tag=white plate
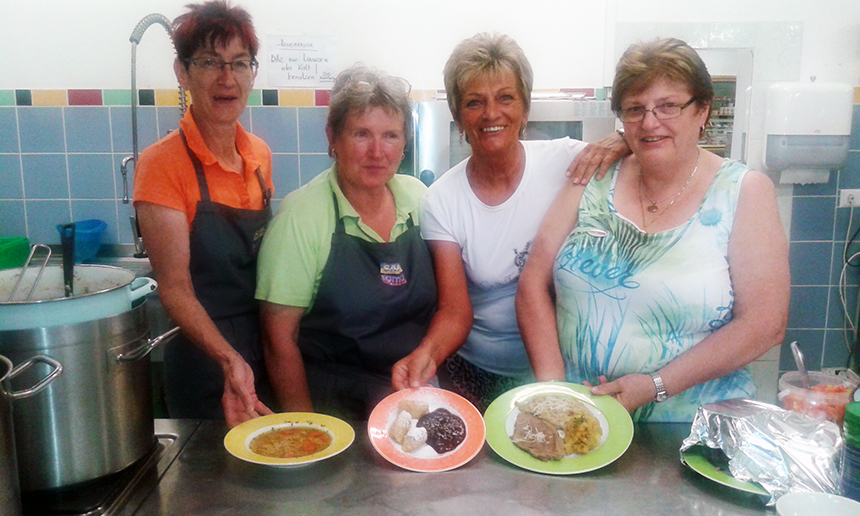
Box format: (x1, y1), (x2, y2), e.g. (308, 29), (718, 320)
(776, 492), (860, 516)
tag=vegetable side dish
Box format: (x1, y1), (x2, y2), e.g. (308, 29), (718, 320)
(781, 383), (852, 425)
(249, 426), (333, 459)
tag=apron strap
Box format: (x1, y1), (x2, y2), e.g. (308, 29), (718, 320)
(179, 129), (211, 203)
(256, 167), (272, 210)
(331, 192), (346, 235)
(179, 130), (271, 210)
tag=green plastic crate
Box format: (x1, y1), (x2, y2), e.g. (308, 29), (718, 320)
(0, 237), (30, 270)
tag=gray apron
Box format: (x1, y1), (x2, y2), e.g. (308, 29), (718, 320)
(298, 194), (437, 420)
(163, 130), (274, 419)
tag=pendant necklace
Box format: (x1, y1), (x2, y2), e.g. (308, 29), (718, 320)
(638, 149), (700, 227)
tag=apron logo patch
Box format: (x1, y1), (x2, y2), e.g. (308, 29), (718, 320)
(380, 263), (407, 286)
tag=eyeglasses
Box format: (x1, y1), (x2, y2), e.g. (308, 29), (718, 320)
(617, 98), (696, 123)
(187, 57), (259, 78)
(346, 72), (412, 96)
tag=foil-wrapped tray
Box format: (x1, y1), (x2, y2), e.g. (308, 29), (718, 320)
(680, 398), (843, 506)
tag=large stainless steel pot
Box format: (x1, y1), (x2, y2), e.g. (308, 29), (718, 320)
(0, 301), (177, 491)
(0, 264), (157, 330)
(1, 354), (62, 516)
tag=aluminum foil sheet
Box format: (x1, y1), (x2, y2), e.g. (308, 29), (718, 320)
(680, 398), (843, 506)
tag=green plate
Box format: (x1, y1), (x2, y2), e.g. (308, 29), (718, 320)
(484, 382), (634, 475)
(681, 446), (768, 496)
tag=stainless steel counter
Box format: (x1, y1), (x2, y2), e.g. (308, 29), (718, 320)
(123, 419), (772, 515)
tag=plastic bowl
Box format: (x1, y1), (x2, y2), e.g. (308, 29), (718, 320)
(776, 492), (860, 516)
(0, 237), (29, 270)
(56, 219), (107, 263)
(778, 371), (858, 425)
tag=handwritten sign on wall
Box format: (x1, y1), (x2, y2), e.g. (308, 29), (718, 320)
(266, 36), (338, 88)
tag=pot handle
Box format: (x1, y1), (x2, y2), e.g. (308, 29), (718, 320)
(114, 326), (181, 363)
(7, 355), (63, 400)
(128, 277), (158, 304)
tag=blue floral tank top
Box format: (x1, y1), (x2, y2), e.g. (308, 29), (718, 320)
(554, 159), (756, 422)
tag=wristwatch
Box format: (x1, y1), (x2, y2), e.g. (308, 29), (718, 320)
(649, 373), (668, 403)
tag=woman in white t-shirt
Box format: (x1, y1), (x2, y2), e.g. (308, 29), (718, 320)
(390, 32), (628, 411)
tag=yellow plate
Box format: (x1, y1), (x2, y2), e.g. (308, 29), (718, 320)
(224, 412), (355, 467)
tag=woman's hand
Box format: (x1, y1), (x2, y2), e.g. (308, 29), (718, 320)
(391, 346), (437, 390)
(566, 130), (631, 184)
(389, 240), (473, 391)
(585, 374), (656, 413)
(221, 354), (274, 428)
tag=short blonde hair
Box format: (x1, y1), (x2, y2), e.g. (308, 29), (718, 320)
(612, 38), (713, 121)
(443, 33), (533, 125)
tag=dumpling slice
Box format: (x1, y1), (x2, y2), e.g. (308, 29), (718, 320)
(389, 410), (413, 445)
(402, 420), (428, 453)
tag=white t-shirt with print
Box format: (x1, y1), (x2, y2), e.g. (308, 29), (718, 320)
(420, 138), (587, 376)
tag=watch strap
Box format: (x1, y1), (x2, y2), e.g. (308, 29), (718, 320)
(649, 372), (668, 403)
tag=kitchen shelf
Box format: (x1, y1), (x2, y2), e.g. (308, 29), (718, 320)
(700, 76), (736, 158)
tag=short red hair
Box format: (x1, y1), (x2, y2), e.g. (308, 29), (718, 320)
(172, 1), (258, 66)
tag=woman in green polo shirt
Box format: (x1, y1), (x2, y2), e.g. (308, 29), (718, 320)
(256, 65), (438, 420)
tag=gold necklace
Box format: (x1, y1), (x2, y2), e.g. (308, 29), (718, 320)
(638, 149), (700, 227)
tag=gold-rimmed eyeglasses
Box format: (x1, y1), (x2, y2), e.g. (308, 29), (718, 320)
(617, 98), (696, 123)
(186, 57), (259, 78)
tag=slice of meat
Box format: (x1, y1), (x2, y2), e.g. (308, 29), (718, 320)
(511, 412), (565, 461)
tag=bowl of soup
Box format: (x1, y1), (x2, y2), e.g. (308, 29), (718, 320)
(224, 413), (355, 467)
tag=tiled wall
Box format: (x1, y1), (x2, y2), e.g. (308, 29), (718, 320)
(785, 103), (860, 371)
(0, 88), (335, 246)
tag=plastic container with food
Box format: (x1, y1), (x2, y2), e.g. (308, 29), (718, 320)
(778, 370), (859, 426)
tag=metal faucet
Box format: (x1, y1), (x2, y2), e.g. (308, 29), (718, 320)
(120, 155), (134, 204)
(123, 13), (188, 259)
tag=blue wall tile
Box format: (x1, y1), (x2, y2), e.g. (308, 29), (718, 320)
(272, 154), (299, 197)
(0, 108), (19, 153)
(780, 329), (824, 370)
(0, 200), (26, 237)
(789, 241), (832, 286)
(830, 239), (860, 286)
(822, 328), (852, 368)
(787, 286), (828, 328)
(113, 107), (160, 153)
(841, 152), (860, 189)
(65, 107), (111, 152)
(18, 107), (65, 153)
(0, 154), (23, 199)
(300, 154), (332, 186)
(298, 107), (329, 154)
(795, 170), (838, 196)
(69, 154), (115, 199)
(117, 202), (136, 244)
(71, 200), (119, 244)
(156, 107), (182, 141)
(250, 107), (298, 153)
(850, 105), (860, 151)
(25, 200), (71, 244)
(22, 154), (68, 199)
(790, 196), (836, 241)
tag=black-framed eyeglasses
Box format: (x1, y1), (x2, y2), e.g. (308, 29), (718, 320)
(617, 98), (697, 123)
(186, 57), (259, 77)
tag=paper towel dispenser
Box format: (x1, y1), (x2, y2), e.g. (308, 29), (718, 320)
(763, 82), (853, 184)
